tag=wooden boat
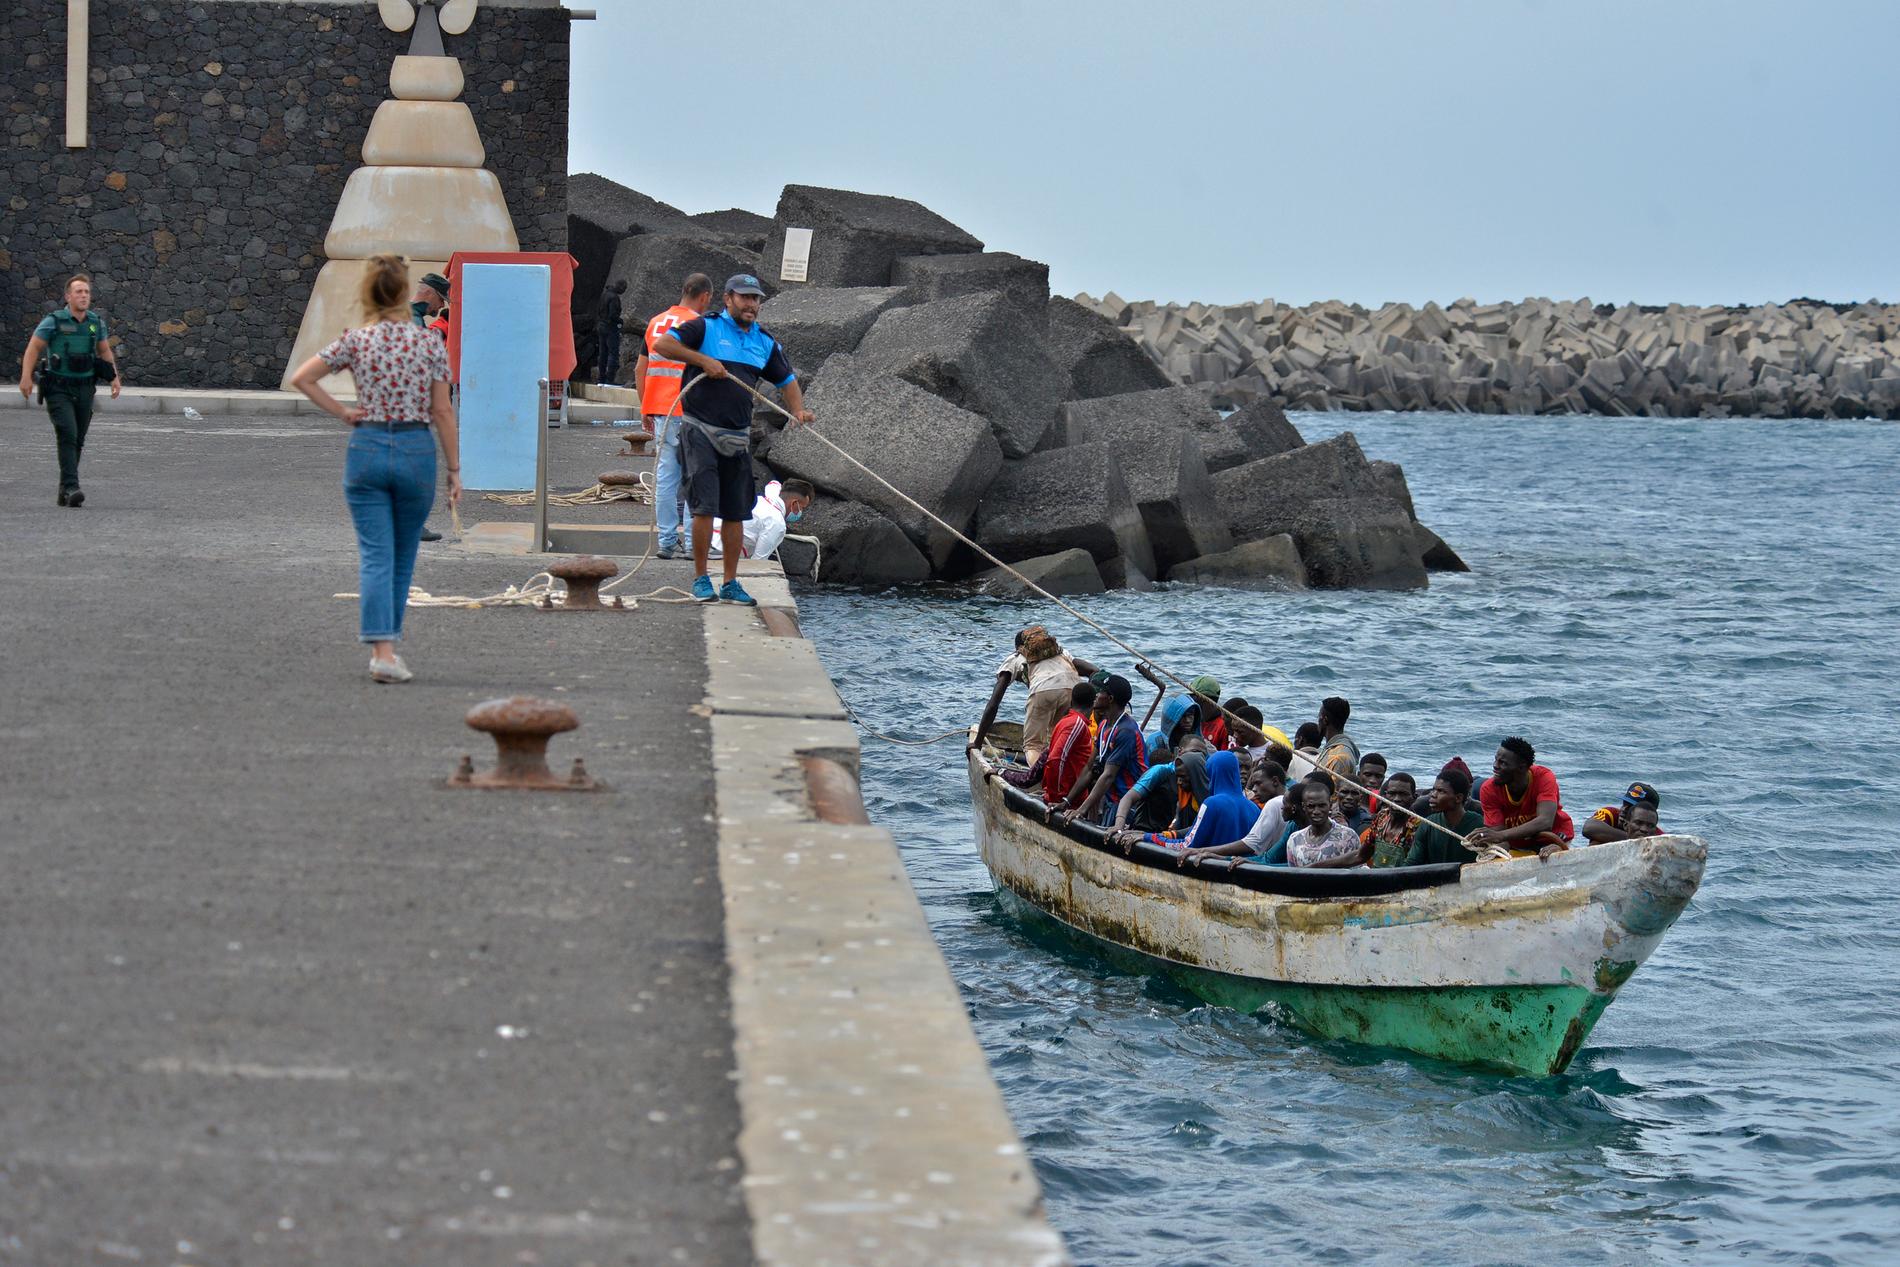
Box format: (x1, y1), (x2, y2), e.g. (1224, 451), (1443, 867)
(966, 725), (1706, 1076)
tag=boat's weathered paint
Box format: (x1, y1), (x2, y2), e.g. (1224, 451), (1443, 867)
(968, 750), (1705, 1075)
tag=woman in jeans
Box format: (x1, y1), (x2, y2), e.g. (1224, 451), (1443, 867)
(290, 254), (461, 683)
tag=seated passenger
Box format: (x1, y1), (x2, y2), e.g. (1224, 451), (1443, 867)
(1409, 755), (1479, 819)
(971, 626), (1098, 764)
(1286, 776), (1369, 868)
(1287, 722), (1323, 780)
(1157, 694), (1204, 756)
(1335, 780), (1373, 835)
(1052, 674), (1145, 826)
(1179, 762), (1295, 869)
(1582, 782), (1664, 843)
(1190, 675), (1229, 750)
(1357, 752), (1388, 807)
(1040, 682), (1098, 806)
(1159, 751), (1257, 853)
(1362, 771), (1419, 867)
(1232, 704), (1269, 768)
(1246, 758), (1285, 809)
(1468, 736), (1577, 859)
(1111, 748), (1209, 840)
(1403, 764), (1487, 865)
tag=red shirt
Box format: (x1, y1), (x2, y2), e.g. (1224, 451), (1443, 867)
(1043, 709), (1095, 804)
(1481, 765), (1576, 841)
(1201, 715), (1229, 751)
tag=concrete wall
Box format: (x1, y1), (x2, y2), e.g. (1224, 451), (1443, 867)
(1083, 293), (1900, 420)
(1, 0), (569, 388)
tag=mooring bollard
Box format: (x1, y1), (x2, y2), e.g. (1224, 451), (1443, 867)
(448, 696), (603, 791)
(614, 431), (655, 456)
(544, 555), (620, 611)
(598, 470), (641, 489)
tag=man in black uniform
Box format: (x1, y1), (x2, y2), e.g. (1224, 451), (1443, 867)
(17, 274), (122, 507)
(595, 279), (627, 383)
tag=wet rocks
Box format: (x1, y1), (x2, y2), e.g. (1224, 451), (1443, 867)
(1166, 536), (1308, 590)
(776, 495), (931, 587)
(974, 548), (1105, 598)
(974, 443), (1157, 581)
(766, 355), (1003, 569)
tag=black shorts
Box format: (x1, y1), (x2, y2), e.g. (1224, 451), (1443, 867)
(681, 421), (755, 521)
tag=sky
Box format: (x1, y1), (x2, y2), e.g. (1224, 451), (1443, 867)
(567, 0), (1899, 308)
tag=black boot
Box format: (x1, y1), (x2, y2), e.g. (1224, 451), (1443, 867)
(66, 486), (85, 508)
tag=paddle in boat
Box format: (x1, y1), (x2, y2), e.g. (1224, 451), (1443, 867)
(966, 722), (1706, 1076)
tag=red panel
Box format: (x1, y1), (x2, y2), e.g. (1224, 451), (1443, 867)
(445, 251), (579, 383)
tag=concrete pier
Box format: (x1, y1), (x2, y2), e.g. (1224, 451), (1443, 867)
(0, 410), (1062, 1264)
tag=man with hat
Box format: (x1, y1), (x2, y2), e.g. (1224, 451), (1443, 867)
(16, 274), (123, 507)
(1189, 675), (1228, 749)
(1583, 782), (1664, 843)
(411, 272), (451, 329)
(1053, 673), (1147, 828)
(651, 273), (813, 605)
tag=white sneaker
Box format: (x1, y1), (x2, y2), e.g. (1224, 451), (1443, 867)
(369, 654), (414, 683)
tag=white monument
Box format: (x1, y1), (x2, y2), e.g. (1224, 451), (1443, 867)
(281, 0), (519, 390)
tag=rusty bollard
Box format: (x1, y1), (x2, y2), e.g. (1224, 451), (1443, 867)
(613, 430), (655, 456)
(598, 470), (642, 489)
(545, 555), (620, 611)
(448, 696), (602, 791)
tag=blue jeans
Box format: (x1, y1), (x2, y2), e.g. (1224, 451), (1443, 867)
(344, 426), (437, 642)
(650, 413), (686, 550)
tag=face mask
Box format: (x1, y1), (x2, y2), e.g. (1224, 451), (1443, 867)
(786, 509), (803, 523)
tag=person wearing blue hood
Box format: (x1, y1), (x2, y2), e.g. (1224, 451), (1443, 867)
(1108, 696), (1206, 837)
(1151, 751), (1257, 854)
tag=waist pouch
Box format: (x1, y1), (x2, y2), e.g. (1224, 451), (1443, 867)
(684, 415), (751, 458)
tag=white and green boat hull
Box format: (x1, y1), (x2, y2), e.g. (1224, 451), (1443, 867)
(969, 748), (1704, 1076)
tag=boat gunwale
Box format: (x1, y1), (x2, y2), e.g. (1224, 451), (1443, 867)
(973, 740), (1469, 899)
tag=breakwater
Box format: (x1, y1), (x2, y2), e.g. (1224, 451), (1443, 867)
(1078, 293), (1900, 420)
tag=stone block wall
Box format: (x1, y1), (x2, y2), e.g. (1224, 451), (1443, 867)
(1, 0), (568, 388)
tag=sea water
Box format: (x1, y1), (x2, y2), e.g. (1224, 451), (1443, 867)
(796, 412), (1900, 1265)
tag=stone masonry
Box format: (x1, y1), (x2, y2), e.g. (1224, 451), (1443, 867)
(1, 0), (569, 388)
(1084, 293), (1900, 421)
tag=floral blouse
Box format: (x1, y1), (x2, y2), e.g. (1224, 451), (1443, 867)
(319, 320), (450, 423)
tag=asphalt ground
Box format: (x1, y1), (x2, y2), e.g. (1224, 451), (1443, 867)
(0, 409), (750, 1265)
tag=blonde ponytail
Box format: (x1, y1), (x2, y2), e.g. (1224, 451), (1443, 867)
(359, 253), (412, 324)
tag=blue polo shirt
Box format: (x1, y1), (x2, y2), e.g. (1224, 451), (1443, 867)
(669, 310), (795, 431)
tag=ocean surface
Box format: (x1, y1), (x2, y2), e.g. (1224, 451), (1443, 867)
(795, 412), (1900, 1266)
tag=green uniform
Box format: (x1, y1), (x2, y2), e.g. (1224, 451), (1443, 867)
(33, 306), (110, 495)
(1402, 808), (1485, 866)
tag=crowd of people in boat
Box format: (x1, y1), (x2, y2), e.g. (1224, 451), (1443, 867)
(971, 625), (1666, 870)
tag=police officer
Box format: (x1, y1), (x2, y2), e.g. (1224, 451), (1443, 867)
(17, 274), (122, 507)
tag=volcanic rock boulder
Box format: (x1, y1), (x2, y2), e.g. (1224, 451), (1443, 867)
(974, 548), (1105, 598)
(776, 495), (931, 587)
(1370, 459), (1417, 520)
(974, 443), (1157, 582)
(1167, 536), (1308, 590)
(691, 208), (775, 252)
(853, 291), (1066, 458)
(892, 251), (1050, 316)
(607, 232), (767, 334)
(566, 173), (693, 308)
(1045, 296), (1171, 400)
(764, 184), (983, 287)
(1212, 433), (1429, 590)
(1048, 391), (1232, 570)
(1212, 399), (1305, 472)
(757, 286), (911, 379)
(764, 355), (1003, 570)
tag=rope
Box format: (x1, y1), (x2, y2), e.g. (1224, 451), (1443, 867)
(727, 373), (1487, 849)
(843, 701), (967, 747)
(482, 481), (651, 508)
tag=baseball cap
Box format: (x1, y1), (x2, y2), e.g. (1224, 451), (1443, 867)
(1621, 781), (1660, 808)
(419, 272), (451, 297)
(725, 273), (766, 296)
(1190, 674), (1221, 697)
(1103, 674), (1134, 707)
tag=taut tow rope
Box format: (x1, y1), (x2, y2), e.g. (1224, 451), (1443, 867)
(728, 374), (1491, 852)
